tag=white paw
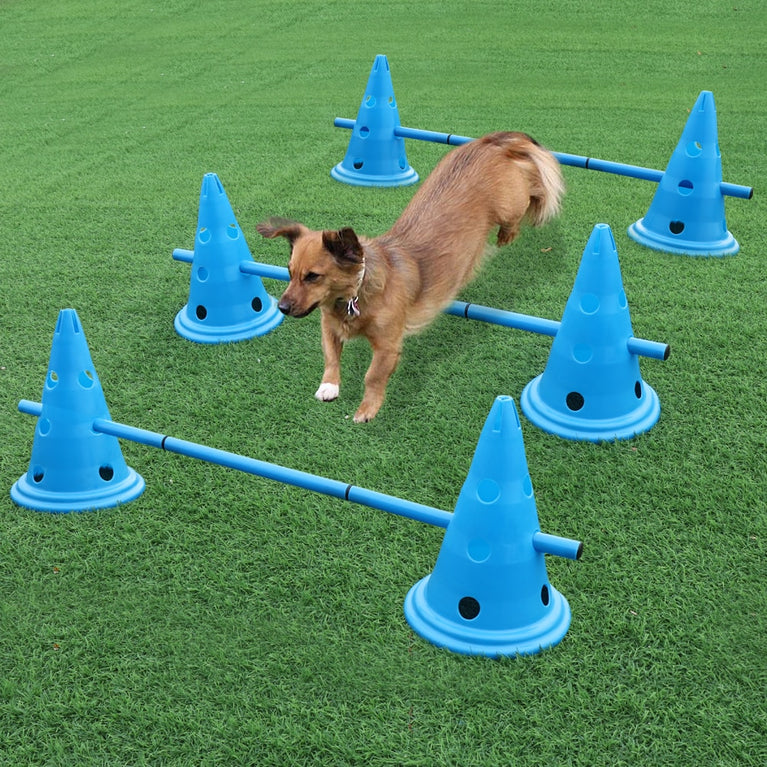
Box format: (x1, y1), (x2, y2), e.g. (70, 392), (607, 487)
(315, 383), (339, 402)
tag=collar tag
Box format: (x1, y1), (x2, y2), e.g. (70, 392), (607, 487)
(346, 296), (360, 317)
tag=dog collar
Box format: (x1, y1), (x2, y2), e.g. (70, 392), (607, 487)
(346, 261), (365, 318)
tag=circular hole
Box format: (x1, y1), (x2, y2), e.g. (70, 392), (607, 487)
(635, 381), (642, 399)
(458, 597), (480, 621)
(522, 474), (533, 498)
(252, 297), (263, 313)
(686, 140), (703, 158)
(47, 371), (59, 388)
(541, 585), (550, 606)
(477, 478), (500, 504)
(579, 293), (599, 315)
(78, 370), (95, 389)
(678, 179), (694, 196)
(197, 267), (209, 282)
(196, 305), (207, 320)
(388, 96), (395, 106)
(38, 418), (51, 436)
(227, 223), (239, 240)
(566, 392), (585, 411)
(198, 227), (211, 244)
(573, 343), (593, 364)
(99, 465), (114, 482)
(365, 95), (376, 108)
(467, 539), (490, 563)
(33, 468), (45, 483)
(353, 159), (364, 170)
(399, 157), (408, 170)
(669, 221), (685, 235)
(359, 126), (370, 138)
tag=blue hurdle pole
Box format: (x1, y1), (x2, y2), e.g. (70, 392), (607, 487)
(333, 117), (753, 200)
(15, 398), (583, 559)
(173, 252), (669, 361)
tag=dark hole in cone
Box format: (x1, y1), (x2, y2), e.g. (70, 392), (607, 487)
(566, 392), (585, 411)
(252, 297), (262, 313)
(669, 221), (685, 235)
(541, 585), (550, 606)
(458, 596), (480, 620)
(99, 466), (114, 482)
(196, 305), (207, 320)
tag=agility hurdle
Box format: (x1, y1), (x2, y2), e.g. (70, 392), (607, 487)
(12, 308), (582, 656)
(172, 247), (669, 362)
(331, 55), (752, 256)
(333, 117), (753, 201)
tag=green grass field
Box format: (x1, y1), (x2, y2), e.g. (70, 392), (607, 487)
(1, 1), (765, 764)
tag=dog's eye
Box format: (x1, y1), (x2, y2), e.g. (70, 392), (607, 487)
(303, 271), (322, 284)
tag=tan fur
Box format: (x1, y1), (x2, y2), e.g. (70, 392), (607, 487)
(257, 131), (564, 422)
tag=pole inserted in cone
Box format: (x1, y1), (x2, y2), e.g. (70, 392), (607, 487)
(404, 396), (579, 657)
(330, 54), (418, 187)
(628, 91), (740, 256)
(521, 224), (662, 442)
(10, 309), (145, 513)
(174, 173), (283, 343)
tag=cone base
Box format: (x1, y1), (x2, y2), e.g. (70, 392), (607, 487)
(627, 219), (739, 257)
(10, 469), (145, 513)
(404, 576), (571, 657)
(174, 299), (284, 344)
(330, 162), (419, 188)
(520, 376), (661, 442)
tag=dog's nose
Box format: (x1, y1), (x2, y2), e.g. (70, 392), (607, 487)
(278, 299), (292, 315)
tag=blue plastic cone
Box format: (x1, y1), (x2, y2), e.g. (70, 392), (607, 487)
(628, 91), (739, 256)
(404, 396), (574, 657)
(11, 310), (145, 513)
(331, 54), (418, 187)
(174, 173), (283, 343)
(521, 224), (661, 442)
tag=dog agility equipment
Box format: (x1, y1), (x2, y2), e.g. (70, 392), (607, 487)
(329, 54), (418, 187)
(13, 310), (581, 657)
(627, 90), (742, 256)
(174, 172), (283, 343)
(521, 224), (661, 441)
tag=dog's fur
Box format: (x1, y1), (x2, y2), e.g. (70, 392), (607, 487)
(257, 131), (564, 422)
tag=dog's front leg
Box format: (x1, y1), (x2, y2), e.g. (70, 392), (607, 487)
(315, 314), (343, 402)
(353, 339), (402, 423)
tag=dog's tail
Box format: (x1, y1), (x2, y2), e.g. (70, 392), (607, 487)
(492, 132), (565, 227)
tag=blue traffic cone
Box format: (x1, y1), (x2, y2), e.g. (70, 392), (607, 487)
(174, 173), (283, 343)
(331, 54), (419, 187)
(521, 224), (661, 442)
(404, 396), (578, 657)
(11, 310), (145, 513)
(628, 91), (739, 256)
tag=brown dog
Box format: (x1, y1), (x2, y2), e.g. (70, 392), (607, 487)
(257, 131), (564, 422)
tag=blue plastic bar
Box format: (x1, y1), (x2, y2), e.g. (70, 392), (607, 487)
(173, 252), (669, 361)
(333, 117), (753, 200)
(532, 531), (583, 561)
(17, 399), (584, 556)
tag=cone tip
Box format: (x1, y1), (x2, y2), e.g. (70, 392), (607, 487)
(200, 172), (224, 197)
(55, 308), (82, 336)
(487, 395), (522, 434)
(587, 223), (617, 256)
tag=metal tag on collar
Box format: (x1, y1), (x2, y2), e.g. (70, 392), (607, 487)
(346, 296), (360, 317)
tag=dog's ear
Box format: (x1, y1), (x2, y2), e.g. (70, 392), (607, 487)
(322, 228), (363, 267)
(256, 217), (304, 246)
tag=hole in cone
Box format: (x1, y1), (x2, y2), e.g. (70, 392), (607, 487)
(252, 297), (262, 313)
(566, 392), (585, 411)
(635, 381), (642, 399)
(669, 221), (685, 235)
(678, 179), (694, 196)
(541, 585), (550, 606)
(33, 468), (45, 483)
(196, 305), (207, 320)
(458, 597), (480, 621)
(99, 465), (115, 482)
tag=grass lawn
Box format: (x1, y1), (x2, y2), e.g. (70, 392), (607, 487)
(1, 1), (765, 764)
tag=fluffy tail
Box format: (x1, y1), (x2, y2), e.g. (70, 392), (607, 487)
(518, 136), (565, 227)
(489, 131), (565, 227)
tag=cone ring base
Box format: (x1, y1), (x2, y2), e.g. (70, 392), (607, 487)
(330, 163), (419, 188)
(11, 470), (145, 513)
(174, 299), (283, 344)
(520, 376), (661, 442)
(404, 576), (572, 658)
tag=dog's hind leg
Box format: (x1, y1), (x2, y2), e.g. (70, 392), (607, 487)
(315, 317), (343, 402)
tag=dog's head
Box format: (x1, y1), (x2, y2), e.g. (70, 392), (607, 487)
(256, 218), (364, 318)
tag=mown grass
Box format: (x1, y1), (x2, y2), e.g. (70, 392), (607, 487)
(1, 1), (765, 764)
